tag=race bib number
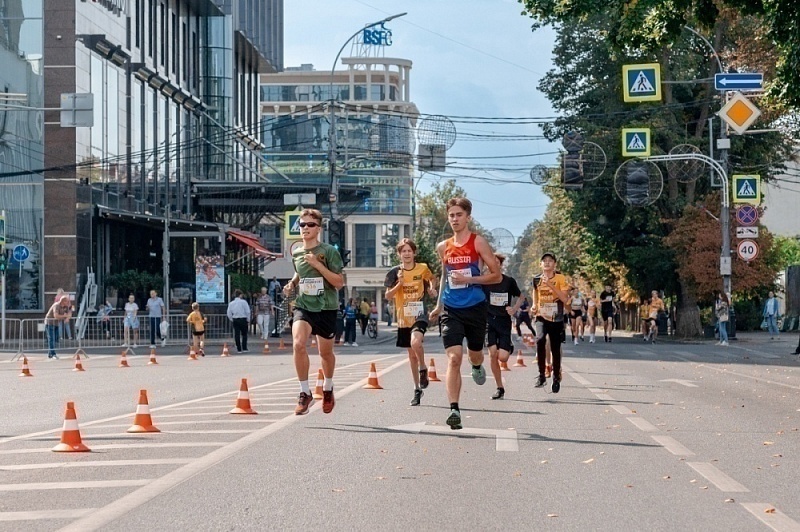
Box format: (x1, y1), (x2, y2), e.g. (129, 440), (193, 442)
(540, 303), (559, 319)
(404, 301), (424, 318)
(490, 292), (508, 307)
(299, 277), (324, 296)
(448, 268), (472, 289)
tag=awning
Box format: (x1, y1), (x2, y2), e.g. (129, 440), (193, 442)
(227, 228), (281, 260)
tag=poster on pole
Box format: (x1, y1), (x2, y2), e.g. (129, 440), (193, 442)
(195, 253), (224, 303)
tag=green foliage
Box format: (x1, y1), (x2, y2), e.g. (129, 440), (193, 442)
(106, 270), (163, 296)
(229, 273), (266, 295)
(774, 236), (800, 269)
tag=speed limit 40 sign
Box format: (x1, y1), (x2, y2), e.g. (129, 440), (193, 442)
(737, 239), (759, 262)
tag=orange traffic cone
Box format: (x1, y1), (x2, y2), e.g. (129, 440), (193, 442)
(187, 348), (198, 361)
(513, 349), (527, 367)
(147, 348), (159, 365)
(127, 390), (160, 433)
(119, 350), (130, 368)
(221, 343), (231, 357)
(230, 378), (257, 414)
(363, 362), (383, 390)
(311, 337), (317, 346)
(279, 337), (286, 349)
(428, 358), (441, 382)
(262, 342), (270, 354)
(500, 359), (511, 372)
(73, 353), (85, 372)
(52, 402), (90, 452)
(19, 356), (33, 377)
(313, 368), (324, 400)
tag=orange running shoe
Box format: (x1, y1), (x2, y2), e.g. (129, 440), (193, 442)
(322, 388), (335, 414)
(295, 392), (314, 415)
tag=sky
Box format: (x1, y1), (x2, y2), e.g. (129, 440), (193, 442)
(283, 0), (559, 241)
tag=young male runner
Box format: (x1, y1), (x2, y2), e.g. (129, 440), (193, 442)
(648, 290), (665, 343)
(532, 253), (571, 393)
(600, 284), (616, 342)
(429, 197), (501, 430)
(385, 238), (437, 406)
(483, 253), (522, 400)
(283, 209), (344, 415)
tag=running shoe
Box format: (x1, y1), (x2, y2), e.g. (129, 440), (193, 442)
(535, 374), (547, 387)
(545, 365), (552, 378)
(352, 342), (358, 347)
(149, 344), (156, 349)
(552, 380), (561, 393)
(295, 392), (315, 415)
(322, 388), (335, 414)
(491, 388), (505, 400)
(410, 389), (423, 406)
(419, 368), (429, 389)
(446, 409), (462, 430)
(471, 364), (487, 385)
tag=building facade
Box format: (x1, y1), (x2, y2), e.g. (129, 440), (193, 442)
(259, 56), (419, 312)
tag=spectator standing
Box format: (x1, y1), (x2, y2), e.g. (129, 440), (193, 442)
(344, 298), (358, 346)
(45, 295), (69, 359)
(335, 302), (345, 345)
(269, 276), (282, 303)
(123, 294), (139, 348)
(256, 287), (273, 340)
(716, 292), (730, 346)
(146, 289), (166, 349)
(97, 300), (114, 340)
(227, 289), (251, 353)
(359, 297), (370, 335)
(763, 291), (780, 339)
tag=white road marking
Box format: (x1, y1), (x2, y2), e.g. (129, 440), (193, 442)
(659, 378), (699, 388)
(389, 422), (519, 452)
(627, 417), (658, 432)
(597, 350), (615, 355)
(0, 459), (193, 471)
(163, 403), (296, 411)
(635, 350), (655, 355)
(610, 405), (634, 415)
(675, 350), (699, 358)
(595, 393), (615, 401)
(568, 372), (593, 386)
(741, 503), (800, 532)
(0, 509), (98, 521)
(651, 435), (695, 456)
(160, 430), (253, 434)
(0, 442), (225, 455)
(587, 388), (605, 394)
(686, 462), (749, 492)
(0, 479), (152, 492)
(58, 356), (407, 532)
(696, 365), (800, 392)
(85, 419), (282, 429)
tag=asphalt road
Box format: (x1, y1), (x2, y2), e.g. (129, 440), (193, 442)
(1, 331), (799, 531)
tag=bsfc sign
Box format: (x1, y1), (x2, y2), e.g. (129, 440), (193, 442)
(363, 23), (393, 46)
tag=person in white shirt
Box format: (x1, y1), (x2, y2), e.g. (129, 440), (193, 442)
(227, 289), (251, 353)
(146, 289), (166, 348)
(123, 294), (140, 347)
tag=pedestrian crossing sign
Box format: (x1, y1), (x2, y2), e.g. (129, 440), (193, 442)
(621, 128), (651, 157)
(622, 63), (662, 102)
(284, 209), (303, 239)
(732, 174), (761, 204)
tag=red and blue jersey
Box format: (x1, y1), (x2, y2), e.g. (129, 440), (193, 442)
(442, 233), (486, 309)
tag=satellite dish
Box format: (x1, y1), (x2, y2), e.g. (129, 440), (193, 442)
(489, 228), (516, 255)
(530, 165), (552, 185)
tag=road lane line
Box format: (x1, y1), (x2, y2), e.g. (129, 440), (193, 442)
(627, 417), (658, 432)
(389, 422), (519, 452)
(596, 350), (615, 355)
(81, 419), (282, 429)
(651, 435), (695, 456)
(741, 503), (800, 532)
(57, 356), (408, 532)
(0, 509), (98, 522)
(0, 442), (226, 455)
(594, 393), (615, 401)
(610, 405), (634, 415)
(686, 462), (749, 492)
(160, 430), (253, 434)
(568, 372), (592, 386)
(0, 459), (193, 471)
(0, 480), (152, 491)
(693, 365), (800, 392)
(635, 350), (655, 355)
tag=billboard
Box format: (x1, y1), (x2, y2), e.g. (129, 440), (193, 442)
(195, 253), (224, 303)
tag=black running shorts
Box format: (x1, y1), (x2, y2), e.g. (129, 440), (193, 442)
(396, 321), (428, 348)
(293, 308), (337, 339)
(601, 309), (614, 321)
(487, 314), (514, 352)
(441, 302), (487, 352)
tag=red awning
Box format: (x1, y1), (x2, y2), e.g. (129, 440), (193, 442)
(227, 228), (280, 259)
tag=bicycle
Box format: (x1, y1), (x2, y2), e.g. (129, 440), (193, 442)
(367, 317), (378, 339)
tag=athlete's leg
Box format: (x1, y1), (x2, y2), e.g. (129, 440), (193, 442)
(292, 319), (313, 383)
(445, 345), (464, 403)
(410, 330), (427, 372)
(317, 335), (336, 383)
(407, 348), (421, 388)
(489, 344), (502, 388)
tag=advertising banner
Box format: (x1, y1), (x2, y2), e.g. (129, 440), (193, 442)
(196, 254), (224, 303)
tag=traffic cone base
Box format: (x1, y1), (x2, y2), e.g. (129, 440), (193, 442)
(119, 351), (130, 368)
(279, 338), (286, 349)
(428, 358), (441, 382)
(127, 390), (160, 433)
(500, 359), (511, 372)
(363, 362), (383, 389)
(52, 402), (90, 452)
(187, 349), (198, 361)
(230, 378), (258, 414)
(73, 353), (85, 372)
(19, 356), (33, 377)
(221, 343), (231, 357)
(262, 342), (270, 354)
(148, 348), (159, 365)
(313, 368), (324, 400)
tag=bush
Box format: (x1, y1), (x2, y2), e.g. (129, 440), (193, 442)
(230, 273), (266, 295)
(733, 298), (763, 331)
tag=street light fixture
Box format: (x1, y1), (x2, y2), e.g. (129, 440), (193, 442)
(327, 12), (408, 221)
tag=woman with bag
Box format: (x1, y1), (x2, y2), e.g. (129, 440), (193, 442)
(716, 292), (730, 347)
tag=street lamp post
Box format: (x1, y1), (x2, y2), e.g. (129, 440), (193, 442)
(327, 12), (407, 221)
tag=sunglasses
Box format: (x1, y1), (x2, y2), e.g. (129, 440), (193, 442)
(298, 222), (319, 228)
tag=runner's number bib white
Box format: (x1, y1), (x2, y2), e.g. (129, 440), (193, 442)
(404, 301), (424, 318)
(540, 303), (559, 319)
(448, 268), (472, 289)
(490, 292), (508, 306)
(299, 277), (325, 296)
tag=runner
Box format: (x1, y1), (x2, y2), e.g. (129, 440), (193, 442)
(532, 253), (571, 393)
(639, 296), (651, 341)
(648, 290), (665, 343)
(568, 288), (585, 346)
(586, 289), (599, 343)
(429, 197), (501, 430)
(515, 295), (535, 339)
(384, 238), (437, 406)
(282, 209), (344, 416)
(483, 253), (522, 400)
(600, 283), (616, 342)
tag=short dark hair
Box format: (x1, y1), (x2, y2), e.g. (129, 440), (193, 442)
(446, 197), (472, 215)
(234, 289), (243, 297)
(396, 238), (417, 253)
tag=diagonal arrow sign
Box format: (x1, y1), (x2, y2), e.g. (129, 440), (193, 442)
(659, 379), (699, 388)
(389, 422), (519, 451)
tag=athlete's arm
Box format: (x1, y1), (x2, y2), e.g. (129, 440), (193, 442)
(303, 252), (344, 290)
(283, 273), (300, 296)
(428, 242), (447, 320)
(384, 269), (404, 299)
(467, 235), (502, 285)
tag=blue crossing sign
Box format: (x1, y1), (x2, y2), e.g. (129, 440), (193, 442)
(622, 63), (662, 102)
(12, 244), (30, 262)
(714, 73), (763, 91)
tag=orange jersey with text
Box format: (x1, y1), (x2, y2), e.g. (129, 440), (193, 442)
(388, 263), (435, 328)
(533, 273), (570, 322)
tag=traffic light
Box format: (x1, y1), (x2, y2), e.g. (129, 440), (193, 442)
(561, 131), (585, 190)
(341, 249), (351, 267)
(626, 161), (650, 206)
(0, 252), (6, 273)
(328, 219), (345, 251)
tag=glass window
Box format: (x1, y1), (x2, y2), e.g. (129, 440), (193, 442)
(355, 224), (376, 268)
(370, 85), (383, 101)
(381, 224), (400, 267)
(353, 85), (367, 101)
(148, 0), (154, 58)
(160, 2), (166, 67)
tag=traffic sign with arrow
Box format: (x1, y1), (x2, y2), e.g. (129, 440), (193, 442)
(714, 73), (763, 91)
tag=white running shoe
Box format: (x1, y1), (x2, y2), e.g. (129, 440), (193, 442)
(352, 342), (359, 347)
